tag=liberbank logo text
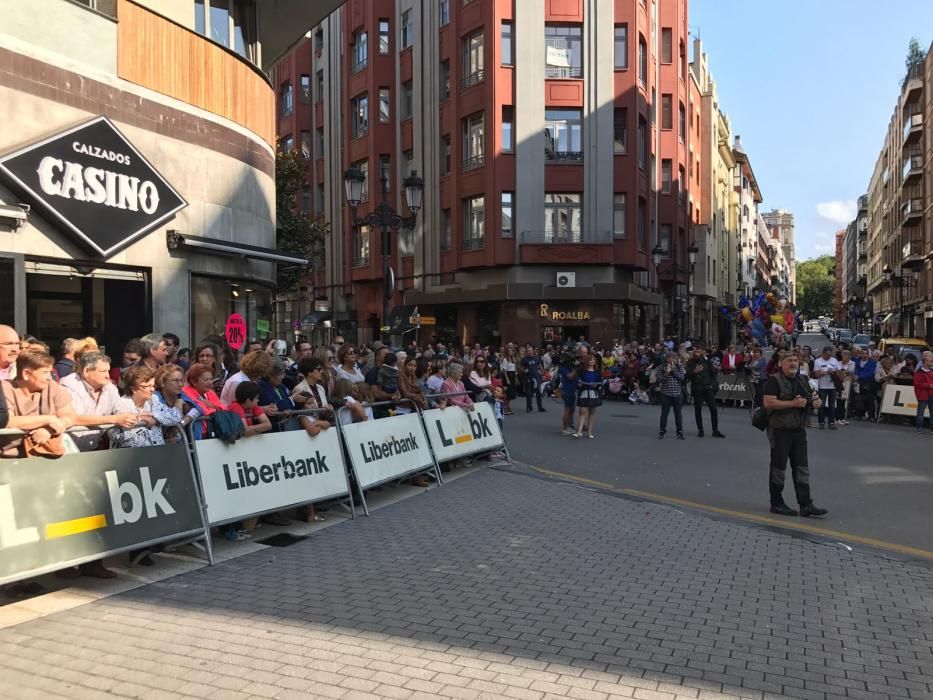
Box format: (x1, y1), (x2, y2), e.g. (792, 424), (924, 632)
(222, 453), (330, 491)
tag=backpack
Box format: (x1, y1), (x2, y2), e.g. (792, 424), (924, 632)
(210, 410), (245, 444)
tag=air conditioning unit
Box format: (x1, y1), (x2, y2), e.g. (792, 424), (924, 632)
(556, 272), (576, 288)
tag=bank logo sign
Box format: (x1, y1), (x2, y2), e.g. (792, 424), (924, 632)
(341, 413), (434, 489)
(0, 444), (204, 585)
(0, 116), (187, 257)
(423, 403), (504, 462)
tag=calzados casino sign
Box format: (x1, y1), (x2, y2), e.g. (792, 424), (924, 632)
(0, 116), (187, 257)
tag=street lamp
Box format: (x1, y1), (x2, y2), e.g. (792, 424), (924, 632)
(344, 163), (424, 342)
(882, 264), (921, 336)
(651, 244), (666, 339)
(687, 240), (699, 339)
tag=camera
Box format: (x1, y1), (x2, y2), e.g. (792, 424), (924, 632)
(558, 351), (576, 368)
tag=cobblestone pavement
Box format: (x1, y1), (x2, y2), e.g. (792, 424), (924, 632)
(1, 467), (932, 700)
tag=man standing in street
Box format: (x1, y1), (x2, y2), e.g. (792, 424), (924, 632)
(762, 353), (827, 517)
(559, 355), (577, 435)
(686, 345), (724, 438)
(813, 345), (842, 430)
(657, 352), (686, 440)
(853, 347), (878, 420)
(520, 346), (545, 413)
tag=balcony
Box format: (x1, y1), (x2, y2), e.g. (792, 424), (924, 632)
(461, 69), (484, 89)
(902, 113), (922, 147)
(350, 58), (368, 75)
(545, 66), (583, 79)
(462, 153), (485, 171)
(903, 63), (923, 103)
(462, 237), (485, 251)
(902, 197), (923, 226)
(902, 154), (923, 186)
(902, 238), (925, 269)
(519, 230), (613, 264)
(545, 149), (584, 163)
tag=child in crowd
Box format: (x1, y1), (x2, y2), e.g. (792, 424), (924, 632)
(230, 381), (272, 436)
(378, 352), (400, 395)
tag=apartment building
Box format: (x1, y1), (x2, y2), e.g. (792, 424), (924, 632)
(841, 194), (869, 332)
(272, 0), (695, 347)
(732, 136), (762, 300)
(761, 208), (796, 303)
(864, 50), (932, 341)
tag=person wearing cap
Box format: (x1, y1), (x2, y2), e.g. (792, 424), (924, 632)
(762, 353), (828, 518)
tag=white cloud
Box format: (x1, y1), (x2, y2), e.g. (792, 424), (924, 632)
(816, 200), (857, 225)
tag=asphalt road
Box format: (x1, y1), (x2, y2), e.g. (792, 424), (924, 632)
(504, 333), (933, 557)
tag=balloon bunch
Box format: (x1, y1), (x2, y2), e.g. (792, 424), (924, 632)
(725, 292), (796, 346)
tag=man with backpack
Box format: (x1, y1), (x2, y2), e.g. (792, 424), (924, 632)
(762, 353), (828, 518)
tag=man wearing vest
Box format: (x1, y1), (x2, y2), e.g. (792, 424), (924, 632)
(762, 353), (828, 517)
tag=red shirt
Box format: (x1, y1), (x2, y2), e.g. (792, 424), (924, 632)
(229, 402), (264, 426)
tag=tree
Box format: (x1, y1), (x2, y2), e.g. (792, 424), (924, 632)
(795, 255), (835, 320)
(275, 150), (328, 292)
(905, 37), (924, 80)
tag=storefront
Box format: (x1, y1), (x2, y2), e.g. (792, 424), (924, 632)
(0, 0), (303, 353)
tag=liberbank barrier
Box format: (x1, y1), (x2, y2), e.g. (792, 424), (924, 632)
(878, 383), (919, 419)
(422, 401), (507, 463)
(0, 428), (210, 587)
(716, 373), (755, 404)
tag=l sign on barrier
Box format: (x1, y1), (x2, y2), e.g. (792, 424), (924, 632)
(192, 427), (351, 526)
(422, 402), (504, 463)
(878, 384), (919, 418)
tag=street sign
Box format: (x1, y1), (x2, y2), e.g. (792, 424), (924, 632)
(417, 316), (436, 325)
(224, 313), (246, 350)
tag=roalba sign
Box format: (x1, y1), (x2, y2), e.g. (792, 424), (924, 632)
(0, 116), (187, 257)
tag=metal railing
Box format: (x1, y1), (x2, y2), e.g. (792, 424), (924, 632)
(519, 230), (612, 245)
(462, 236), (485, 251)
(350, 57), (368, 74)
(461, 69), (484, 88)
(545, 150), (584, 162)
(462, 153), (485, 171)
(545, 66), (583, 79)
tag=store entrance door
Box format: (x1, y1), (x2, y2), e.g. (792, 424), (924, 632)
(25, 260), (150, 357)
(541, 325), (589, 347)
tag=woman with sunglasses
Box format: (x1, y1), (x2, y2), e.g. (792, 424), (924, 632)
(468, 354), (495, 404)
(335, 345), (365, 383)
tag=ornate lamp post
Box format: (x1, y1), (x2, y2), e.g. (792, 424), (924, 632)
(652, 244), (666, 339)
(344, 163), (424, 341)
(883, 264), (921, 336)
(687, 240), (699, 340)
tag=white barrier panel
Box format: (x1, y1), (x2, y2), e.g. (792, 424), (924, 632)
(341, 412), (434, 489)
(193, 428), (350, 525)
(879, 384), (919, 417)
(422, 402), (504, 462)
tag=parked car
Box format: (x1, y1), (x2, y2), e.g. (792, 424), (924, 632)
(836, 330), (854, 348)
(851, 334), (872, 352)
(880, 337), (929, 362)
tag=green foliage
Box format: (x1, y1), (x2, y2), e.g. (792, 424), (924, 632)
(905, 37), (925, 78)
(796, 255), (835, 319)
(275, 149), (328, 291)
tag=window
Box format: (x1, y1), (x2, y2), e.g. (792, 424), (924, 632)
(544, 25), (582, 78)
(614, 25), (628, 70)
(380, 155), (391, 192)
(679, 102), (686, 143)
(378, 19), (390, 53)
(400, 81), (413, 120)
(680, 40), (686, 80)
(463, 112), (484, 169)
(501, 192), (513, 237)
(678, 165), (686, 203)
(661, 28), (672, 64)
(379, 88), (390, 122)
(440, 135), (451, 175)
(300, 130), (311, 159)
(439, 0), (450, 26)
(350, 94), (368, 138)
(637, 116), (647, 170)
(353, 224), (371, 266)
(351, 30), (368, 72)
(280, 134), (294, 152)
(302, 185), (311, 213)
(300, 74), (311, 103)
(638, 197), (647, 248)
(544, 193), (582, 243)
(661, 159), (672, 193)
(280, 82), (293, 115)
(501, 22), (513, 66)
(401, 9), (413, 48)
(440, 60), (450, 100)
(315, 127), (324, 157)
(613, 108), (627, 154)
(638, 34), (647, 85)
(315, 184), (324, 212)
(545, 109), (583, 161)
(463, 196), (485, 250)
(315, 70), (324, 101)
(613, 194), (627, 239)
(353, 159), (369, 202)
(661, 94), (672, 130)
(660, 224), (672, 255)
(439, 209), (452, 250)
(502, 107), (513, 152)
(463, 31), (484, 86)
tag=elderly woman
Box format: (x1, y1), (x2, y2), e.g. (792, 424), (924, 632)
(335, 345), (365, 383)
(194, 342), (227, 393)
(441, 363), (474, 410)
(220, 350), (273, 405)
(152, 364), (188, 442)
(257, 357), (299, 432)
(181, 362), (228, 439)
(109, 366), (182, 448)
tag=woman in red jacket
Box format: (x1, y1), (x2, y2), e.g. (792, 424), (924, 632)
(913, 351), (933, 433)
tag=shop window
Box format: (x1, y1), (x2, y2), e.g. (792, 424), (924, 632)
(191, 275), (272, 348)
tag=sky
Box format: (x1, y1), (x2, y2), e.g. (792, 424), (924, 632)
(689, 0), (933, 262)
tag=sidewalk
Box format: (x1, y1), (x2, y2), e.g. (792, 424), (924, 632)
(1, 466), (931, 700)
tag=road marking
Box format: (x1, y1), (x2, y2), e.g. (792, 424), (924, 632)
(45, 514), (107, 539)
(525, 465), (933, 561)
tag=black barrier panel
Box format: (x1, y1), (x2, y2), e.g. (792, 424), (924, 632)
(716, 373), (754, 402)
(0, 443), (204, 584)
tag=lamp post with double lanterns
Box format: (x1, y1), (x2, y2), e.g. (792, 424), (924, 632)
(344, 163), (424, 342)
(651, 244), (666, 339)
(687, 240), (699, 339)
(882, 264), (921, 337)
(652, 242), (699, 341)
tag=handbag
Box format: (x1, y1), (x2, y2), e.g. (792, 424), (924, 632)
(751, 407), (769, 431)
(23, 432), (66, 458)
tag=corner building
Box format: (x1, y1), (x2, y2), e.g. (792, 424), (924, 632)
(274, 0), (694, 346)
(0, 0), (339, 352)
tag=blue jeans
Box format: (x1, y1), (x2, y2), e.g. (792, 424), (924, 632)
(917, 399), (932, 430)
(659, 394), (683, 435)
(818, 388), (836, 425)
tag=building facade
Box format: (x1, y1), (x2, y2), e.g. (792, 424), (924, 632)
(0, 0), (340, 353)
(761, 208), (796, 303)
(864, 48), (932, 341)
(272, 0), (705, 347)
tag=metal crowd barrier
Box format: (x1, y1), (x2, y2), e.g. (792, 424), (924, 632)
(0, 421), (213, 587)
(419, 390), (513, 467)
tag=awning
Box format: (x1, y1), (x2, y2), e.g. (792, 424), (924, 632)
(387, 305), (418, 334)
(166, 231), (308, 266)
(301, 311), (331, 326)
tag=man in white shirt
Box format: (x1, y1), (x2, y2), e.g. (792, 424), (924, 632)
(61, 351), (139, 449)
(812, 346), (842, 430)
